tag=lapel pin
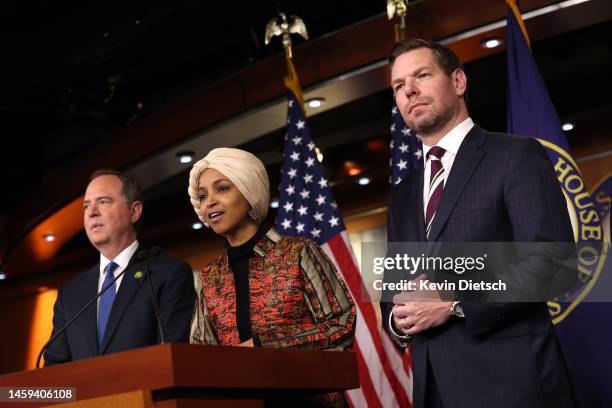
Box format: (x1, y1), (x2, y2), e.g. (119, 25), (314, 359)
(134, 271), (144, 279)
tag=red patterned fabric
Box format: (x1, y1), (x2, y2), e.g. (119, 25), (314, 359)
(191, 228), (356, 351)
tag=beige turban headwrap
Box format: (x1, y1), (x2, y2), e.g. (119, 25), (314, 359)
(188, 147), (270, 227)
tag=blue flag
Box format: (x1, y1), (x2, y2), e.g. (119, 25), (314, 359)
(506, 2), (610, 406)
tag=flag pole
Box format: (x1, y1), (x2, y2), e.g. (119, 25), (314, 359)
(387, 0), (408, 41)
(264, 11), (308, 108)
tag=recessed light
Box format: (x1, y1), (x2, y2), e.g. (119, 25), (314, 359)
(177, 151), (195, 164)
(192, 222), (203, 230)
(44, 234), (56, 242)
(315, 147), (324, 163)
(270, 199), (279, 209)
(305, 98), (326, 108)
(358, 177), (371, 186)
(481, 38), (502, 49)
(562, 122), (575, 131)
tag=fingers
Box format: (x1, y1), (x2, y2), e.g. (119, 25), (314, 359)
(392, 301), (453, 335)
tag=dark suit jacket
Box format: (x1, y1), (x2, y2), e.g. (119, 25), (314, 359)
(44, 250), (196, 365)
(381, 126), (576, 408)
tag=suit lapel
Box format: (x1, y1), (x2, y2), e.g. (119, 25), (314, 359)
(427, 126), (486, 242)
(416, 164), (427, 241)
(410, 164), (427, 242)
(99, 253), (147, 353)
(82, 265), (100, 356)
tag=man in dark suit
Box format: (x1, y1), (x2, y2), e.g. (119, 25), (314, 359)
(44, 170), (195, 365)
(381, 39), (576, 407)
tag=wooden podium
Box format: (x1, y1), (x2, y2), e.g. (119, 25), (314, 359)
(0, 344), (359, 407)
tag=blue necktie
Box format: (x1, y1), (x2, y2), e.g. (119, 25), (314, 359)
(98, 261), (119, 345)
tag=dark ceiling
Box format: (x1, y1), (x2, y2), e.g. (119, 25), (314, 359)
(1, 1), (611, 279)
(0, 0), (383, 216)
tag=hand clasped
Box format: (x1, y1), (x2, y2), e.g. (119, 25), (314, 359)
(391, 286), (452, 336)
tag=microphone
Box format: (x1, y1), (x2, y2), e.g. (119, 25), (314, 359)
(35, 247), (164, 369)
(143, 246), (165, 344)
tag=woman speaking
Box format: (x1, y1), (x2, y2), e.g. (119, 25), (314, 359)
(187, 147), (355, 353)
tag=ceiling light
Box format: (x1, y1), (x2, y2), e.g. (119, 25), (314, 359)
(315, 147), (324, 163)
(358, 177), (371, 186)
(481, 38), (502, 49)
(306, 98), (326, 108)
(562, 122), (575, 131)
(192, 222), (203, 230)
(270, 199), (279, 209)
(177, 151), (195, 164)
(43, 234), (56, 242)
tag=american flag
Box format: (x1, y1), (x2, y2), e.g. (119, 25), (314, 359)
(276, 89), (413, 407)
(390, 103), (422, 185)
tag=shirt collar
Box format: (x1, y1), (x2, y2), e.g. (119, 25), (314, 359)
(422, 117), (474, 160)
(100, 240), (139, 274)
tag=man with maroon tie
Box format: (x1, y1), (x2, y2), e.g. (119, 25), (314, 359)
(381, 39), (576, 408)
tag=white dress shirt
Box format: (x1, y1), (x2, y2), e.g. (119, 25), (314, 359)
(422, 117), (474, 218)
(97, 240), (139, 316)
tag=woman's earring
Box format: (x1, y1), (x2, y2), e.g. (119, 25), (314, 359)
(248, 209), (258, 221)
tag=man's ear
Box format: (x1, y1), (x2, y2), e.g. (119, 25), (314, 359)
(453, 69), (467, 97)
(130, 201), (143, 224)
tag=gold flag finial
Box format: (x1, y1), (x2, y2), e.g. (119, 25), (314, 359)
(264, 12), (309, 60)
(265, 11), (309, 108)
(387, 0), (408, 41)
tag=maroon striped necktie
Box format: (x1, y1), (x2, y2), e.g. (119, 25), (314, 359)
(425, 146), (446, 238)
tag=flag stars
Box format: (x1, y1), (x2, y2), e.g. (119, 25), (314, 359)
(296, 120), (305, 129)
(390, 140), (394, 149)
(283, 202), (294, 212)
(314, 212), (324, 222)
(329, 216), (339, 227)
(401, 127), (411, 136)
(307, 142), (315, 151)
(296, 222), (305, 233)
(396, 159), (408, 170)
(287, 168), (297, 179)
(330, 202), (338, 209)
(300, 189), (310, 199)
(305, 157), (315, 167)
(281, 218), (292, 230)
(288, 100), (294, 108)
(311, 228), (321, 238)
(290, 151), (300, 161)
(399, 143), (409, 153)
(316, 194), (326, 206)
(390, 124), (396, 132)
(414, 149), (423, 160)
(292, 136), (302, 145)
(318, 177), (328, 188)
(392, 106), (398, 114)
(285, 184), (295, 196)
(297, 205), (308, 216)
(303, 173), (314, 184)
